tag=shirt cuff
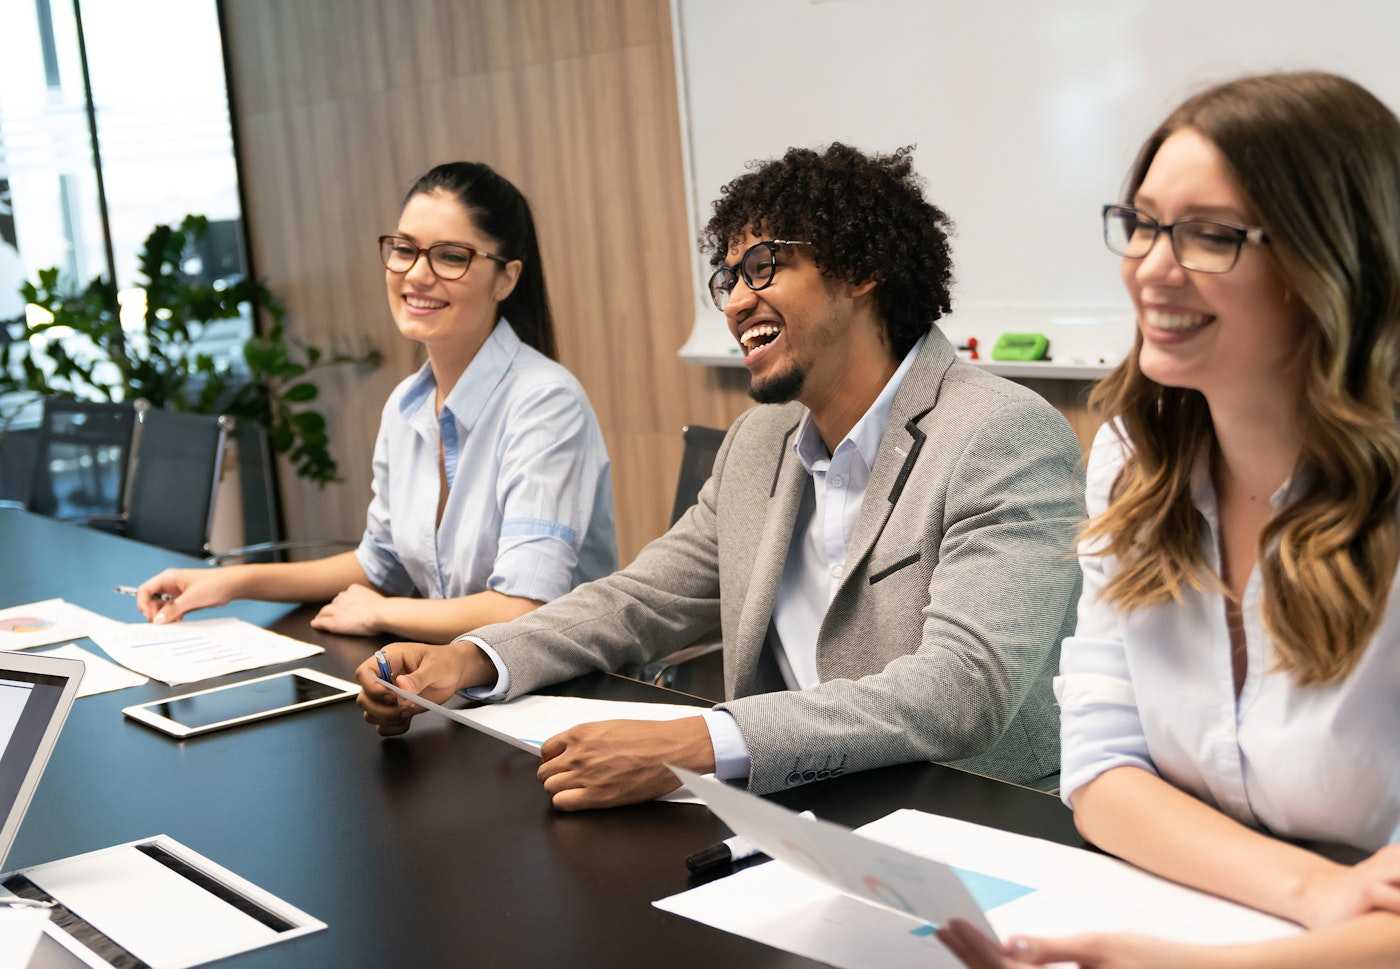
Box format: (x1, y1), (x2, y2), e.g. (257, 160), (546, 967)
(702, 709), (751, 783)
(455, 635), (510, 701)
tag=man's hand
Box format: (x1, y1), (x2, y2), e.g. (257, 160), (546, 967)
(354, 640), (496, 736)
(537, 717), (716, 811)
(1295, 844), (1400, 929)
(936, 919), (1221, 969)
(311, 583), (387, 637)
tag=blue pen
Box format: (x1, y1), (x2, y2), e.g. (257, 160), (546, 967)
(374, 649), (392, 684)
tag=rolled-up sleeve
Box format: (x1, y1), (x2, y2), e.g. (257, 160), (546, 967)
(355, 413), (415, 596)
(1055, 423), (1158, 806)
(488, 382), (608, 603)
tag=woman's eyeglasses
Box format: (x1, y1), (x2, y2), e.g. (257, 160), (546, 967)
(378, 235), (509, 281)
(1102, 205), (1268, 274)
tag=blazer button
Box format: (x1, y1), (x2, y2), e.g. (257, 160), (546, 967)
(786, 771), (803, 786)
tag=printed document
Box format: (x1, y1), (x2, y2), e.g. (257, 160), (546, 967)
(88, 619), (321, 686)
(34, 642), (149, 697)
(655, 780), (1298, 969)
(379, 680), (710, 803)
(0, 598), (122, 651)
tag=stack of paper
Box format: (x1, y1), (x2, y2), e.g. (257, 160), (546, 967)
(88, 619), (322, 686)
(34, 643), (149, 697)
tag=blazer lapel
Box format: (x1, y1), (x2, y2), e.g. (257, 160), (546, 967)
(729, 417), (806, 698)
(841, 331), (956, 575)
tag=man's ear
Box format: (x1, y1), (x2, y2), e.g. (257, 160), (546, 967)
(494, 259), (524, 303)
(848, 277), (878, 300)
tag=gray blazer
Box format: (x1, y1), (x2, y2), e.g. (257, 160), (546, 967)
(472, 329), (1085, 794)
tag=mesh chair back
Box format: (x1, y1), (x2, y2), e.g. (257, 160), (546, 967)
(126, 408), (228, 556)
(30, 399), (136, 520)
(669, 424), (726, 526)
(0, 427), (40, 505)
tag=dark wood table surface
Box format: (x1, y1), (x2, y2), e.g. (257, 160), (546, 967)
(3, 509), (1082, 967)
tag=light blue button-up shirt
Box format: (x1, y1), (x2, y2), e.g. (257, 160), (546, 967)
(355, 319), (616, 606)
(704, 336), (925, 780)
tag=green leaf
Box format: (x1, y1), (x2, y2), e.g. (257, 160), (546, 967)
(282, 382), (318, 403)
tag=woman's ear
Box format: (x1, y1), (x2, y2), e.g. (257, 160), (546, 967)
(494, 259), (524, 303)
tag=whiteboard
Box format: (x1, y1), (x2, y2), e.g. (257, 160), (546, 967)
(671, 0), (1400, 374)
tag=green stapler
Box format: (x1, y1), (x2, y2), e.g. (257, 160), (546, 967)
(990, 332), (1050, 362)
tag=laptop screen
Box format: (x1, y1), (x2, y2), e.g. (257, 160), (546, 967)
(0, 673), (68, 820)
(0, 653), (82, 870)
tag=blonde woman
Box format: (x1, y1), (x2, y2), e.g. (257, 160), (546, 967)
(944, 72), (1400, 968)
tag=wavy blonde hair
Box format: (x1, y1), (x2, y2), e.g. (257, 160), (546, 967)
(1086, 72), (1400, 684)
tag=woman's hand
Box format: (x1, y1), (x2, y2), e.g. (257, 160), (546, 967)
(937, 919), (1220, 969)
(136, 568), (244, 623)
(310, 583), (387, 637)
(1295, 845), (1400, 929)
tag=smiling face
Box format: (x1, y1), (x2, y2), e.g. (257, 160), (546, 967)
(1124, 128), (1307, 403)
(385, 189), (520, 355)
(722, 231), (853, 405)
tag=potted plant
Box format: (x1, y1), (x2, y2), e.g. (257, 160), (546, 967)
(0, 215), (379, 485)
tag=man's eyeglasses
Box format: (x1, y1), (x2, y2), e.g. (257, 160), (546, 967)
(1102, 205), (1268, 274)
(378, 235), (509, 281)
(708, 240), (812, 311)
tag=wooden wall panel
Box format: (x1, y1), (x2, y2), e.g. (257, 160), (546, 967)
(223, 0), (752, 562)
(221, 0), (1090, 564)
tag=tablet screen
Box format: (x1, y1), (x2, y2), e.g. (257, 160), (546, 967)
(152, 673), (346, 729)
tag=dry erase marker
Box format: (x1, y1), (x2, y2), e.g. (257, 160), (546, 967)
(114, 584), (175, 603)
(685, 810), (815, 876)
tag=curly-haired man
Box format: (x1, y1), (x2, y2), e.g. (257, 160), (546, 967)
(358, 144), (1086, 808)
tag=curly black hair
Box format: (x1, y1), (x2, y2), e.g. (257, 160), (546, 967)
(701, 143), (954, 359)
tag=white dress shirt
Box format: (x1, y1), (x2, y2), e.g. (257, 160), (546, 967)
(355, 319), (616, 606)
(1057, 422), (1400, 851)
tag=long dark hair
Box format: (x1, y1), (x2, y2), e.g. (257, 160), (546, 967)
(404, 162), (557, 359)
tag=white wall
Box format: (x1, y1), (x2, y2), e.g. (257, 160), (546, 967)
(672, 0), (1400, 373)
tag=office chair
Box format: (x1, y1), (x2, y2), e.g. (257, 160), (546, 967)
(640, 424), (727, 700)
(123, 405), (355, 562)
(29, 398), (137, 523)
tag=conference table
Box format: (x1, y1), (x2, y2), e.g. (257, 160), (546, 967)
(4, 509), (1083, 967)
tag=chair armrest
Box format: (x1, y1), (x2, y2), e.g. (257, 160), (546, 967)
(206, 539), (358, 565)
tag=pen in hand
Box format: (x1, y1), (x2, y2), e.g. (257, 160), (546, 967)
(114, 584), (175, 603)
(686, 810), (817, 876)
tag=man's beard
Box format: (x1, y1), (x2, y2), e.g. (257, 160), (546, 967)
(748, 362), (805, 404)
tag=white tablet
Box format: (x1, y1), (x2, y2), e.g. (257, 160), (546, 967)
(122, 668), (358, 738)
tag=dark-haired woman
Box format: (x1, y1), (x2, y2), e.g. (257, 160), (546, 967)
(942, 72), (1400, 968)
(136, 163), (616, 643)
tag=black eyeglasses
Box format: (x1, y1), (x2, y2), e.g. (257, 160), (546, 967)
(378, 235), (510, 281)
(1102, 204), (1268, 274)
(708, 240), (812, 310)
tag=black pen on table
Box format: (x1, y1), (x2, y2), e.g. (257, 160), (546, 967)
(686, 810), (816, 876)
(114, 584), (175, 603)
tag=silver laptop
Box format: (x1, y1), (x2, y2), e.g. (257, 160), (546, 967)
(0, 651), (83, 872)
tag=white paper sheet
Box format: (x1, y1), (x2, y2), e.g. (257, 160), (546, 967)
(6, 834), (324, 969)
(655, 802), (1300, 969)
(0, 906), (47, 968)
(378, 680), (711, 804)
(87, 619), (322, 686)
(32, 643), (148, 698)
(0, 599), (122, 652)
(670, 768), (995, 937)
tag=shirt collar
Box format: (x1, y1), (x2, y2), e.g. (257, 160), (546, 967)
(792, 334), (926, 474)
(398, 318), (522, 436)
